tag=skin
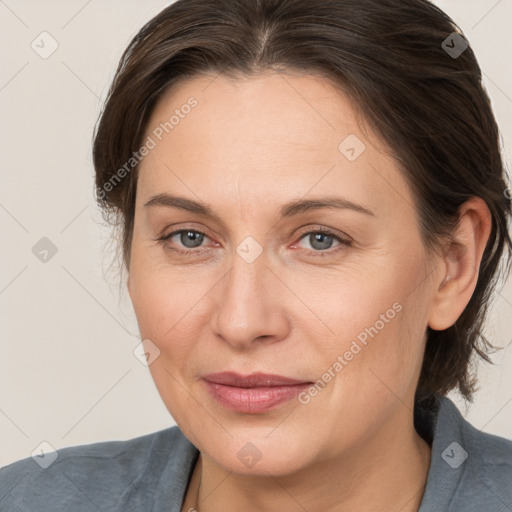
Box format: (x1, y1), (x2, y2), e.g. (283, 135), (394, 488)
(126, 70), (492, 512)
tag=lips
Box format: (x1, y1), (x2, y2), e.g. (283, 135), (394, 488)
(202, 372), (312, 414)
(202, 371), (309, 387)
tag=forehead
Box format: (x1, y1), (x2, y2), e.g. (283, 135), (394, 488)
(145, 71), (363, 158)
(136, 71), (411, 217)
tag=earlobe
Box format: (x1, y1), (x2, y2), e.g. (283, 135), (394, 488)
(427, 197), (492, 331)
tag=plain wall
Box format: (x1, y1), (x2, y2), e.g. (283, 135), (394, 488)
(1, 0), (511, 467)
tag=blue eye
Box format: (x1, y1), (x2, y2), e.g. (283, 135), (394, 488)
(168, 230), (207, 249)
(155, 227), (351, 257)
(154, 229), (212, 256)
(298, 231), (342, 251)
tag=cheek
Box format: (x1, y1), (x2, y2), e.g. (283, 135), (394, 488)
(128, 255), (204, 364)
(308, 261), (429, 404)
(128, 264), (207, 427)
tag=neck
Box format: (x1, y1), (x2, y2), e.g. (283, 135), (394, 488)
(182, 410), (432, 512)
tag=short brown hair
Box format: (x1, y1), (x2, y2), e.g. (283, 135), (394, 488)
(92, 0), (512, 406)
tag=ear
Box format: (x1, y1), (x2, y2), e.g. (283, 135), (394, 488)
(428, 197), (492, 331)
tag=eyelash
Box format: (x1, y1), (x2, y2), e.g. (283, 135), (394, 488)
(153, 226), (352, 258)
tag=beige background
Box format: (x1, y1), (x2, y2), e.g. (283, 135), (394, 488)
(1, 0), (511, 467)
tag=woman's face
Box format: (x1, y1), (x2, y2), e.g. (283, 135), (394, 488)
(128, 71), (439, 475)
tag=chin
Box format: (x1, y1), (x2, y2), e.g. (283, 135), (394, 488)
(195, 428), (316, 477)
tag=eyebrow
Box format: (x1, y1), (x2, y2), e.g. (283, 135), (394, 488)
(143, 193), (376, 219)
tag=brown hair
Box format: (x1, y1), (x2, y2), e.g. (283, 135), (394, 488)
(92, 0), (512, 406)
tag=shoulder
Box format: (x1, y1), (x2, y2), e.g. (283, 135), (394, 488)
(0, 425), (198, 512)
(456, 405), (512, 508)
(420, 396), (512, 511)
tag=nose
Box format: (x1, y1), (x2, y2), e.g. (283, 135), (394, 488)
(211, 248), (290, 350)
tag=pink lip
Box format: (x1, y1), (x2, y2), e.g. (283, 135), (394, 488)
(202, 372), (311, 413)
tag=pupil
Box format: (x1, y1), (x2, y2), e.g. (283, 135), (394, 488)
(182, 231), (202, 248)
(312, 233), (332, 250)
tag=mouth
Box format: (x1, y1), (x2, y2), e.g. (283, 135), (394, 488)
(202, 372), (312, 414)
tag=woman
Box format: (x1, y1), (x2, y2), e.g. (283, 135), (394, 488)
(1, 0), (511, 510)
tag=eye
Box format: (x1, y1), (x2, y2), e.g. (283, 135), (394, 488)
(293, 228), (351, 256)
(155, 228), (212, 254)
(154, 226), (351, 257)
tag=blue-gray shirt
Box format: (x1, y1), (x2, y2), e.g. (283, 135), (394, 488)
(1, 396), (511, 511)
